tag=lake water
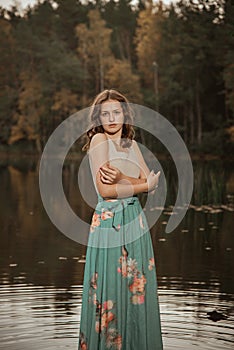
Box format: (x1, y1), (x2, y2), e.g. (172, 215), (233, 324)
(0, 155), (233, 349)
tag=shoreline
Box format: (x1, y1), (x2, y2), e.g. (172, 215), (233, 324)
(0, 151), (233, 161)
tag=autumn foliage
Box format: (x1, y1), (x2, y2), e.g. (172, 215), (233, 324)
(0, 0), (233, 155)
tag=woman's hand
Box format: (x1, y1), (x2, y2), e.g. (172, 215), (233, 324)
(99, 162), (123, 184)
(147, 170), (160, 192)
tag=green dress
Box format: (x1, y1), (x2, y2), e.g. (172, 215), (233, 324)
(78, 140), (163, 350)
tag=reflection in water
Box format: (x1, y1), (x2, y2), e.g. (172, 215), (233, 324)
(0, 280), (233, 350)
(0, 157), (233, 349)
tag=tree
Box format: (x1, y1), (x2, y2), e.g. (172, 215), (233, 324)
(0, 18), (17, 144)
(102, 0), (138, 64)
(51, 88), (79, 118)
(135, 0), (164, 88)
(105, 59), (142, 102)
(9, 70), (44, 152)
(222, 0), (234, 117)
(76, 8), (113, 94)
(54, 0), (90, 50)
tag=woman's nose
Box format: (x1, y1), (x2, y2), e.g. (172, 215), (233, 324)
(109, 112), (115, 122)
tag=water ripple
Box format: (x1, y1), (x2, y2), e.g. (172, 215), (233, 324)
(0, 281), (233, 349)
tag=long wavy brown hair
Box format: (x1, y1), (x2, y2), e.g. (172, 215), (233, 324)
(82, 89), (135, 151)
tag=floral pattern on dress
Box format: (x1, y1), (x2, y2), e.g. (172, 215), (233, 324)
(148, 257), (155, 270)
(101, 209), (114, 220)
(79, 331), (88, 350)
(90, 209), (115, 232)
(90, 213), (101, 232)
(138, 213), (144, 229)
(117, 246), (147, 305)
(88, 272), (98, 304)
(129, 274), (147, 304)
(106, 328), (122, 350)
(88, 272), (122, 349)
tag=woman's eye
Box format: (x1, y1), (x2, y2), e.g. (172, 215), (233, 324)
(101, 113), (108, 117)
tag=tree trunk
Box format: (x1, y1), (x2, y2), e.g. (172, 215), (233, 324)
(82, 58), (87, 107)
(183, 104), (188, 145)
(35, 137), (42, 153)
(116, 29), (125, 60)
(189, 103), (195, 145)
(175, 105), (179, 129)
(196, 77), (202, 145)
(99, 51), (104, 91)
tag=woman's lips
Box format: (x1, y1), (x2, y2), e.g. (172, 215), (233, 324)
(108, 124), (117, 127)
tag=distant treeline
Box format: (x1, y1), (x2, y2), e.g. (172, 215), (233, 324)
(0, 0), (233, 155)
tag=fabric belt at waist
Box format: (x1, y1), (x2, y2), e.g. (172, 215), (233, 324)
(96, 195), (139, 230)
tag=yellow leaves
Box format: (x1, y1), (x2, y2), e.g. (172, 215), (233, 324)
(18, 70), (43, 112)
(135, 2), (163, 86)
(226, 125), (234, 143)
(8, 70), (44, 150)
(75, 9), (113, 62)
(8, 114), (37, 144)
(51, 88), (78, 115)
(88, 9), (112, 45)
(75, 23), (89, 61)
(0, 18), (12, 37)
(105, 59), (142, 103)
(75, 9), (113, 91)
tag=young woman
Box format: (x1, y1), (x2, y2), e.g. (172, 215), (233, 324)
(78, 89), (163, 350)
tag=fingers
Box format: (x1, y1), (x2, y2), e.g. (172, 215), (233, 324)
(100, 177), (112, 184)
(100, 174), (113, 184)
(150, 170), (160, 177)
(147, 170), (160, 191)
(156, 170), (160, 178)
(99, 169), (114, 182)
(101, 166), (116, 175)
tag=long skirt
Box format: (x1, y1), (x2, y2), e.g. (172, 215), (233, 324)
(78, 195), (163, 350)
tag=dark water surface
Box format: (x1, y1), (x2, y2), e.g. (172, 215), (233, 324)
(0, 156), (233, 349)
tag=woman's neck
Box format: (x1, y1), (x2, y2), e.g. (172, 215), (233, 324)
(104, 131), (122, 145)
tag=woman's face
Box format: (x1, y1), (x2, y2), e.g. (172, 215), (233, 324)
(100, 99), (124, 135)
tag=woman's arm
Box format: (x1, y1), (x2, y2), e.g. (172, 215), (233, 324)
(132, 140), (151, 180)
(99, 163), (147, 185)
(132, 140), (159, 195)
(89, 133), (159, 199)
(99, 139), (151, 185)
(99, 139), (152, 187)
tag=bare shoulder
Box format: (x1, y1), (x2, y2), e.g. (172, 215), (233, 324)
(132, 139), (141, 153)
(90, 133), (108, 148)
(131, 139), (137, 147)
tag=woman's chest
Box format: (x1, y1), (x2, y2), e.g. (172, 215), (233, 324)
(108, 142), (140, 178)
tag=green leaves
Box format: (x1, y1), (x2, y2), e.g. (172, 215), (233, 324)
(0, 0), (232, 155)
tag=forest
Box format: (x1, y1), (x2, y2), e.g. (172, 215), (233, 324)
(0, 0), (233, 156)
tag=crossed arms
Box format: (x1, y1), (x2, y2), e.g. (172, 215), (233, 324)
(89, 133), (160, 199)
